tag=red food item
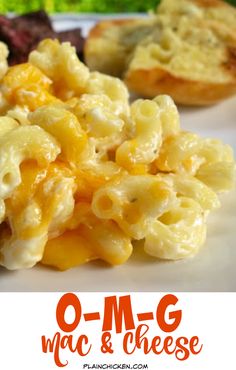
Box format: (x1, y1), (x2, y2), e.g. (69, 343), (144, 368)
(0, 10), (84, 65)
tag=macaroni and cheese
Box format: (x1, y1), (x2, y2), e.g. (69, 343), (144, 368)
(0, 39), (235, 270)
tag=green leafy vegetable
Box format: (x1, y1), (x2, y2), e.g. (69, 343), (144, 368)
(0, 0), (235, 14)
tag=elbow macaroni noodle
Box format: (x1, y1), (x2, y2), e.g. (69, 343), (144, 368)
(0, 39), (235, 270)
(0, 125), (60, 199)
(0, 42), (8, 81)
(116, 99), (163, 173)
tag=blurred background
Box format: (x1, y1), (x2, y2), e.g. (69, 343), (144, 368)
(0, 0), (235, 13)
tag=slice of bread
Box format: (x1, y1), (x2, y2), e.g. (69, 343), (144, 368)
(85, 0), (236, 105)
(158, 0), (236, 32)
(85, 17), (156, 78)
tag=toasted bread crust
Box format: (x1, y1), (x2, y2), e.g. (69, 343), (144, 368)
(193, 0), (229, 8)
(225, 47), (236, 76)
(125, 67), (236, 106)
(86, 18), (136, 39)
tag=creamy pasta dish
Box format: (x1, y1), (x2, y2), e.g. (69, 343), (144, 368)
(0, 39), (235, 270)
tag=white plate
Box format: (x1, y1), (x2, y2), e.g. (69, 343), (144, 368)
(0, 15), (235, 292)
